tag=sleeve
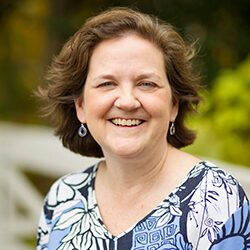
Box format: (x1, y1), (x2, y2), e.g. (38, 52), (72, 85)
(36, 174), (75, 249)
(36, 178), (61, 250)
(186, 163), (249, 250)
(36, 204), (51, 250)
(209, 200), (250, 249)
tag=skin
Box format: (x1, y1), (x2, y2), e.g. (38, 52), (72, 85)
(75, 33), (200, 236)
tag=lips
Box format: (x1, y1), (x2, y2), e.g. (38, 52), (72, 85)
(110, 118), (144, 127)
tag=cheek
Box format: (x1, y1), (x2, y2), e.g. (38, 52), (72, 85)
(142, 93), (173, 117)
(83, 91), (114, 117)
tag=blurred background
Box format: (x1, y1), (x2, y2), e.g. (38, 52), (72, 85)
(0, 0), (249, 249)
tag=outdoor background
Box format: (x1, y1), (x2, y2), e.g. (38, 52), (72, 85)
(0, 0), (249, 249)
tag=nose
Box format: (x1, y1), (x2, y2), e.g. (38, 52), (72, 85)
(114, 87), (141, 111)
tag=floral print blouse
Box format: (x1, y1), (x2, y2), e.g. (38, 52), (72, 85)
(37, 161), (250, 249)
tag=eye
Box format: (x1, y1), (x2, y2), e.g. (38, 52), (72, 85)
(138, 81), (157, 89)
(97, 81), (116, 88)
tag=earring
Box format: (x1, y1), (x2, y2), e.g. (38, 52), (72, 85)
(169, 122), (175, 136)
(78, 123), (87, 137)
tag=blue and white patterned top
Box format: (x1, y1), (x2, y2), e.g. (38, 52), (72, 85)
(37, 161), (250, 250)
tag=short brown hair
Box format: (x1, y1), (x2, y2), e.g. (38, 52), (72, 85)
(37, 7), (202, 158)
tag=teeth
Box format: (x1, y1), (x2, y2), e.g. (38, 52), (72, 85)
(111, 118), (143, 127)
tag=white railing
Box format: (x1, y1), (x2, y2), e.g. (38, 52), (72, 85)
(0, 122), (98, 249)
(0, 122), (249, 249)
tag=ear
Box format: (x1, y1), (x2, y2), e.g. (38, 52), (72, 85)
(170, 98), (179, 122)
(74, 95), (86, 123)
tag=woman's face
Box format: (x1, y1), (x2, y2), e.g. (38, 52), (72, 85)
(75, 34), (178, 158)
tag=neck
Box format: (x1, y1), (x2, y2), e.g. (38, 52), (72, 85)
(99, 143), (174, 194)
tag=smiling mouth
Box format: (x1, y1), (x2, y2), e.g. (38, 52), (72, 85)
(110, 118), (144, 127)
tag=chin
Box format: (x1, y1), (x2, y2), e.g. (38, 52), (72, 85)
(108, 144), (144, 158)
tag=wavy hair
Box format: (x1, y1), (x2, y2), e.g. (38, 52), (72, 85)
(37, 7), (202, 157)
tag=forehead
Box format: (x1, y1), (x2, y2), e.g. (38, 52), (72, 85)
(88, 34), (165, 72)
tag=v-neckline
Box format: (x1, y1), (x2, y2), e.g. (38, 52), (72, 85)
(89, 160), (209, 240)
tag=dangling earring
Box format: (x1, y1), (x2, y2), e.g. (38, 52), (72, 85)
(169, 122), (175, 136)
(78, 123), (87, 137)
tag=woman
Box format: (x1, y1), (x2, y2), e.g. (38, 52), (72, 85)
(37, 7), (250, 250)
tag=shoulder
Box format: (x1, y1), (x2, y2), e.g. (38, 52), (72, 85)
(190, 160), (243, 182)
(37, 163), (99, 248)
(189, 160), (248, 208)
(181, 160), (249, 248)
(43, 163), (98, 218)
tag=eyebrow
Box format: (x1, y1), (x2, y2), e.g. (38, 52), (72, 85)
(92, 74), (115, 82)
(135, 72), (162, 81)
(92, 72), (162, 82)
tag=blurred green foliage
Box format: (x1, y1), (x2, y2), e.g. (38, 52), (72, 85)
(0, 0), (249, 165)
(187, 56), (250, 166)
